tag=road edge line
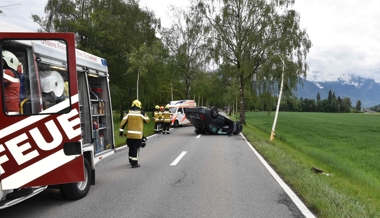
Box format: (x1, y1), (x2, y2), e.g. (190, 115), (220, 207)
(240, 133), (316, 218)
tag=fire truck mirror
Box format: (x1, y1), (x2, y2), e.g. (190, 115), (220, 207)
(63, 142), (82, 155)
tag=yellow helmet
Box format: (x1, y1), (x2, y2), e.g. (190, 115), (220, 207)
(155, 105), (159, 109)
(131, 99), (142, 108)
(165, 105), (170, 109)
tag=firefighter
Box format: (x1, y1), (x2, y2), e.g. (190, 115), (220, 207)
(119, 100), (150, 168)
(159, 105), (164, 132)
(162, 104), (172, 134)
(2, 50), (20, 115)
(153, 105), (161, 132)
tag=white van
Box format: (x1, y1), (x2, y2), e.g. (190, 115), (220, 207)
(169, 100), (196, 127)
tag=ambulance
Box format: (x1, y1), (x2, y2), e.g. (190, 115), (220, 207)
(169, 100), (196, 127)
(0, 22), (115, 208)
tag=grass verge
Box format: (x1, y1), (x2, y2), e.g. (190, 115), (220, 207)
(243, 112), (379, 218)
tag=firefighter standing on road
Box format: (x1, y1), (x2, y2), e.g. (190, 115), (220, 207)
(159, 105), (164, 132)
(153, 105), (161, 132)
(119, 100), (150, 168)
(2, 50), (20, 115)
(162, 105), (172, 134)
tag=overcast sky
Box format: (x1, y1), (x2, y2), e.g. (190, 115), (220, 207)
(1, 0), (380, 82)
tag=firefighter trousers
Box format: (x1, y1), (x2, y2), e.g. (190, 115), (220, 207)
(127, 138), (141, 166)
(154, 122), (160, 131)
(164, 122), (170, 132)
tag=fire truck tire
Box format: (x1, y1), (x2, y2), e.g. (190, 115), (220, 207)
(61, 158), (91, 200)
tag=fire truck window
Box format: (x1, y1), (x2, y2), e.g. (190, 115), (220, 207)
(2, 39), (71, 115)
(37, 62), (70, 113)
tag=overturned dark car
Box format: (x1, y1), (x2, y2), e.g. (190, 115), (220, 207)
(185, 107), (243, 136)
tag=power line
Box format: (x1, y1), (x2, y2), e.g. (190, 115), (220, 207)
(0, 4), (21, 8)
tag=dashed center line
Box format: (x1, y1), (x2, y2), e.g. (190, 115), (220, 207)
(170, 151), (187, 166)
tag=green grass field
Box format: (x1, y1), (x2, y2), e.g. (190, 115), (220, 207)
(243, 112), (380, 217)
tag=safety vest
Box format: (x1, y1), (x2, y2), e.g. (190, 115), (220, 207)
(119, 110), (150, 139)
(163, 110), (172, 123)
(158, 111), (163, 121)
(154, 110), (161, 122)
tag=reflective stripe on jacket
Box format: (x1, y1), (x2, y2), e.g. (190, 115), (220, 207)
(119, 110), (150, 139)
(163, 110), (172, 123)
(154, 110), (161, 122)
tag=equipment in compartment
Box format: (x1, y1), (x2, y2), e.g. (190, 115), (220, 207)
(89, 79), (109, 153)
(91, 87), (102, 98)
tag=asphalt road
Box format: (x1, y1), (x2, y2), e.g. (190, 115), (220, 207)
(0, 125), (314, 218)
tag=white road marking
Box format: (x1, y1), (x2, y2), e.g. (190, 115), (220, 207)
(170, 151), (187, 166)
(240, 133), (316, 218)
(196, 134), (201, 138)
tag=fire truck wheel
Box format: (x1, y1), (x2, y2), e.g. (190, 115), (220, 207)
(61, 158), (91, 200)
(174, 120), (179, 128)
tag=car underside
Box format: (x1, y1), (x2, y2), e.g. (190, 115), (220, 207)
(185, 107), (242, 136)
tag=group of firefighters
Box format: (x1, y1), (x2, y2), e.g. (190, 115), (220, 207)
(153, 104), (172, 134)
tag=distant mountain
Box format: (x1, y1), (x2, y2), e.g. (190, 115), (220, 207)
(295, 75), (380, 108)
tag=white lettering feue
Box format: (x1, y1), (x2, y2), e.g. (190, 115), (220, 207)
(0, 108), (80, 176)
(29, 120), (63, 151)
(0, 95), (81, 185)
(57, 109), (81, 140)
(5, 134), (39, 165)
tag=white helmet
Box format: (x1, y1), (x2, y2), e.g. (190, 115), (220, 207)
(2, 50), (19, 71)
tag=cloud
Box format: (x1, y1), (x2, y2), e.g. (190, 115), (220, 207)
(294, 0), (380, 83)
(0, 1), (44, 31)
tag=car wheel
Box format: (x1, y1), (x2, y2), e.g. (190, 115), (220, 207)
(210, 106), (218, 119)
(233, 121), (243, 135)
(61, 158), (91, 200)
(174, 120), (179, 128)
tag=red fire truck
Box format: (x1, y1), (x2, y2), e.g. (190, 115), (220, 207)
(0, 23), (115, 208)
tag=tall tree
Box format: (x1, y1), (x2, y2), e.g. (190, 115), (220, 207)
(316, 92), (321, 112)
(127, 43), (155, 100)
(160, 5), (209, 99)
(194, 0), (311, 124)
(355, 100), (362, 112)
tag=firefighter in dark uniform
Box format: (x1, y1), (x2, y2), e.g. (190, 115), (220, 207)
(162, 105), (172, 134)
(119, 100), (150, 168)
(153, 105), (161, 132)
(2, 50), (20, 115)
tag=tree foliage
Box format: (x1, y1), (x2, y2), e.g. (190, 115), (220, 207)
(193, 0), (311, 124)
(30, 0), (319, 120)
(160, 5), (210, 99)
